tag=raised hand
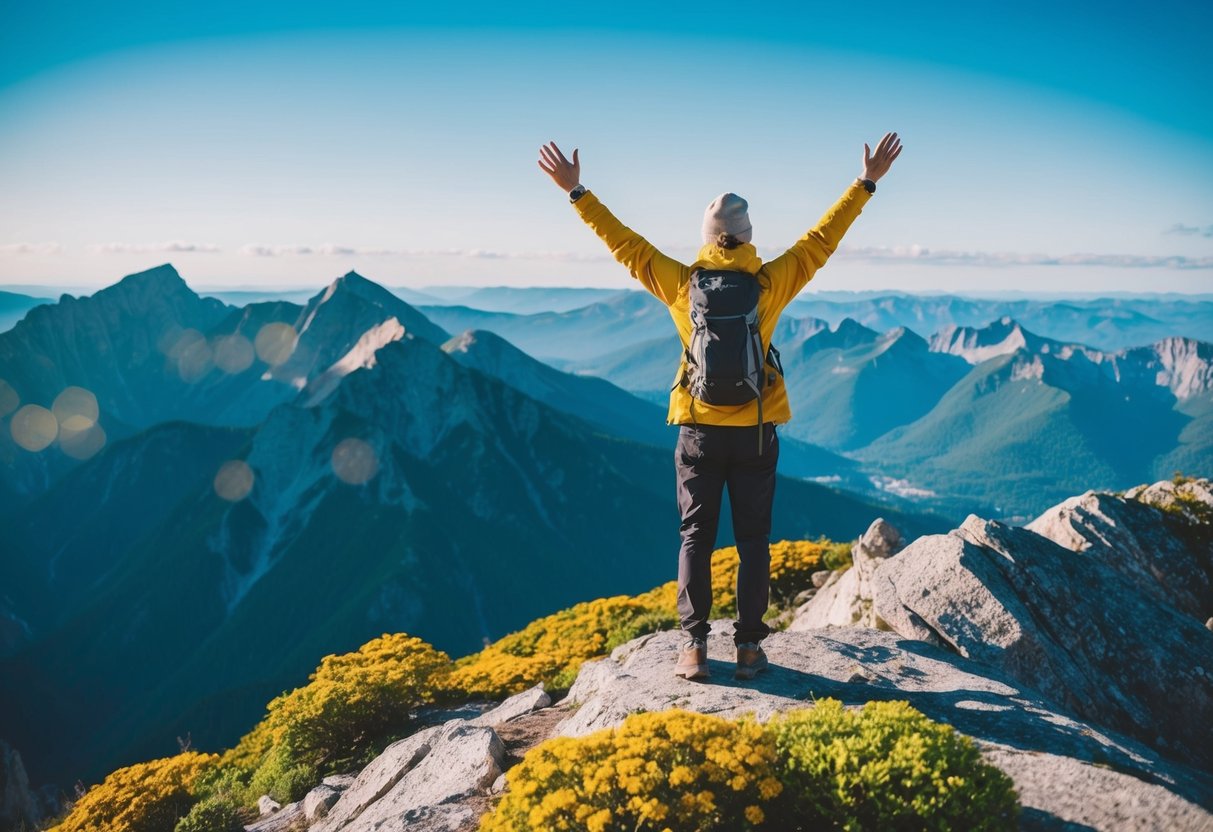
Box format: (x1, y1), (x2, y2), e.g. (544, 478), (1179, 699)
(862, 132), (903, 182)
(537, 141), (581, 192)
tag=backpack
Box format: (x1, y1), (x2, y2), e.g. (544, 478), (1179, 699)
(677, 268), (784, 453)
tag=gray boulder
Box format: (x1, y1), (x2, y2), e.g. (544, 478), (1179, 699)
(245, 799), (303, 832)
(789, 518), (904, 630)
(466, 683), (551, 727)
(557, 623), (1213, 829)
(311, 725), (440, 832)
(303, 782), (343, 821)
(1026, 485), (1212, 620)
(314, 721), (504, 832)
(870, 513), (1213, 770)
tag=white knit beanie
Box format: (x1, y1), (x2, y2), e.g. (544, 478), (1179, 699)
(702, 192), (752, 245)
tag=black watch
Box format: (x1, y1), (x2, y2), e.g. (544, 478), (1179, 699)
(858, 178), (876, 194)
(569, 184), (588, 203)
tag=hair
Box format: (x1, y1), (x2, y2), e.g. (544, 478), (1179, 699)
(716, 231), (744, 250)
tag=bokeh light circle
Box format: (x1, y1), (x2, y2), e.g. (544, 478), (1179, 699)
(52, 386), (99, 431)
(214, 459), (254, 501)
(10, 404), (58, 451)
(331, 437), (379, 485)
(60, 423), (107, 460)
(214, 334), (255, 374)
(176, 336), (214, 382)
(255, 323), (299, 367)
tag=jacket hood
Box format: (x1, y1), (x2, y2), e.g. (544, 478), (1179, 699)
(692, 242), (763, 275)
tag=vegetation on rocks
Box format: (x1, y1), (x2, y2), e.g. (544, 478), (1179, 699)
(46, 535), (1022, 831)
(481, 699), (1019, 831)
(480, 709), (782, 832)
(767, 699), (1019, 831)
(46, 752), (218, 832)
(221, 633), (452, 802)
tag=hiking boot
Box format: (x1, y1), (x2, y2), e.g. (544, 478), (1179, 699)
(734, 641), (769, 680)
(674, 637), (710, 680)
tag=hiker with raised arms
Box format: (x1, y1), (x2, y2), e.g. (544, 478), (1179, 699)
(537, 133), (903, 681)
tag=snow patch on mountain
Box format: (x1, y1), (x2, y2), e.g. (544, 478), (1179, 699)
(302, 318), (407, 408)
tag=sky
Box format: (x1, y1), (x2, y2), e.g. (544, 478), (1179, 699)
(1, 1), (1211, 294)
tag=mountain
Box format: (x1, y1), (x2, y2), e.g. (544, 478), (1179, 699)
(0, 290), (52, 334)
(440, 329), (672, 450)
(855, 330), (1213, 519)
(0, 421), (254, 655)
(779, 320), (972, 451)
(0, 267), (449, 505)
(784, 292), (1213, 352)
(418, 291), (670, 363)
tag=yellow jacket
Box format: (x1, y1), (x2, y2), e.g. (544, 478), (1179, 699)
(572, 180), (873, 426)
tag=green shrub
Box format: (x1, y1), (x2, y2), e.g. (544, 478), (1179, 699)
(247, 744), (319, 805)
(767, 699), (1019, 831)
(173, 795), (245, 832)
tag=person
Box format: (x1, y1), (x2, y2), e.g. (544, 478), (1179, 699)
(537, 133), (903, 681)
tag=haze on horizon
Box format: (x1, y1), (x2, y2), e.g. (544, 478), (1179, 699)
(2, 1), (1210, 294)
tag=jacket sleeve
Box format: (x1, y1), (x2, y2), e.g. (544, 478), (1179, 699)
(571, 190), (688, 307)
(762, 180), (873, 313)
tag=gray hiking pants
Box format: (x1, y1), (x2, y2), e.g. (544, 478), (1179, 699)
(674, 422), (778, 646)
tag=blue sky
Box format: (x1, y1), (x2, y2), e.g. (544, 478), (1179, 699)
(1, 1), (1211, 293)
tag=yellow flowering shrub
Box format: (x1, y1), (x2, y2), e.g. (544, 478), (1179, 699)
(483, 700), (1019, 831)
(221, 633), (454, 800)
(451, 539), (837, 699)
(48, 752), (218, 832)
(480, 709), (781, 832)
(768, 699), (1019, 831)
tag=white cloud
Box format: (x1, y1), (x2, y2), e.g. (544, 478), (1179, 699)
(89, 241), (220, 253)
(1164, 223), (1213, 238)
(239, 244), (611, 262)
(0, 242), (64, 255)
(832, 245), (1213, 269)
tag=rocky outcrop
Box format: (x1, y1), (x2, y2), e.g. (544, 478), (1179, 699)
(557, 623), (1213, 830)
(788, 518), (904, 629)
(281, 684), (552, 832)
(1025, 479), (1213, 620)
(869, 512), (1213, 771)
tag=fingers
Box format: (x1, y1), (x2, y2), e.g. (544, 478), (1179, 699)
(539, 143), (562, 170)
(572, 147), (579, 166)
(881, 132), (901, 159)
(864, 143), (871, 165)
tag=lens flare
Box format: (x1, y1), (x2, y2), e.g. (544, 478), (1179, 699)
(0, 379), (18, 418)
(214, 459), (254, 501)
(52, 386), (99, 431)
(255, 323), (299, 367)
(331, 437), (379, 484)
(10, 404), (58, 451)
(60, 423), (107, 460)
(176, 336), (214, 382)
(214, 333), (255, 374)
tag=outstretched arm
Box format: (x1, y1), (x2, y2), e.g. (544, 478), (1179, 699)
(538, 141), (687, 306)
(764, 132), (903, 310)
